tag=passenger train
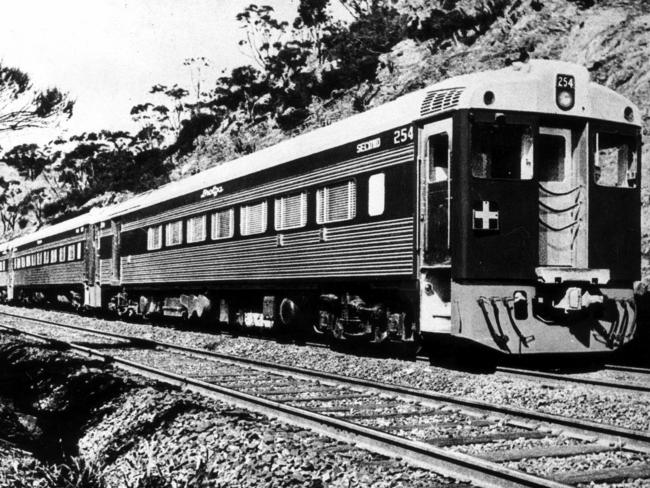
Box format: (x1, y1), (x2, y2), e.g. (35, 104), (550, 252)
(0, 60), (642, 355)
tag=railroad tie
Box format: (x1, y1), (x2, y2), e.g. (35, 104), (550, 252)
(480, 443), (614, 462)
(342, 408), (444, 420)
(553, 464), (650, 485)
(386, 419), (496, 432)
(426, 430), (548, 447)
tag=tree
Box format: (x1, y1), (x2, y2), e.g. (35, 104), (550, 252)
(0, 64), (74, 132)
(0, 177), (29, 236)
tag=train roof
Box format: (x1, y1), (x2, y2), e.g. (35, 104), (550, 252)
(4, 59), (642, 250)
(100, 59), (641, 223)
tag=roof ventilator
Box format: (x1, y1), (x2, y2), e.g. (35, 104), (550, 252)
(420, 87), (464, 118)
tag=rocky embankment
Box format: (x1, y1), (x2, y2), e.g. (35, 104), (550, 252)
(0, 334), (465, 488)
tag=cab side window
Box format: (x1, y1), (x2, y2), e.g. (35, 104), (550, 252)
(428, 134), (449, 183)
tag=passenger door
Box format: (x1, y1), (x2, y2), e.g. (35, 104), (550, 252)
(420, 119), (452, 266)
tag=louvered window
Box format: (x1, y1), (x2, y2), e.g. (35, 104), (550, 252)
(147, 225), (162, 250)
(59, 247), (66, 262)
(240, 201), (267, 236)
(26, 255), (32, 267)
(165, 220), (183, 246)
(275, 192), (307, 230)
(44, 251), (50, 264)
(316, 180), (356, 224)
(186, 215), (207, 243)
(211, 208), (234, 240)
(68, 245), (76, 261)
(51, 249), (58, 264)
(36, 252), (42, 266)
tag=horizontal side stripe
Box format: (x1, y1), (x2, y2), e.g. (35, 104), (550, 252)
(123, 146), (413, 231)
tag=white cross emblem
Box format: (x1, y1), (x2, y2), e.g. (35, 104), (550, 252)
(473, 201), (499, 230)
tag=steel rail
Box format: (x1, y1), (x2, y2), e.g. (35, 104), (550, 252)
(605, 364), (650, 375)
(0, 321), (569, 488)
(0, 310), (648, 448)
(496, 366), (650, 394)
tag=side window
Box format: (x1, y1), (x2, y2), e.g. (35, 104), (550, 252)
(471, 123), (534, 179)
(594, 132), (637, 188)
(211, 208), (234, 240)
(147, 225), (162, 250)
(51, 249), (58, 264)
(59, 247), (66, 262)
(368, 173), (385, 217)
(76, 242), (82, 260)
(240, 201), (268, 236)
(36, 252), (42, 266)
(186, 215), (207, 243)
(316, 180), (356, 224)
(68, 244), (76, 261)
(275, 192), (307, 231)
(165, 220), (183, 247)
(44, 250), (50, 264)
(428, 134), (449, 183)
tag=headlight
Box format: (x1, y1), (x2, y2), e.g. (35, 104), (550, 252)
(556, 90), (574, 110)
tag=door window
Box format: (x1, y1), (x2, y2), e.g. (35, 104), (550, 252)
(428, 133), (449, 183)
(471, 123), (533, 179)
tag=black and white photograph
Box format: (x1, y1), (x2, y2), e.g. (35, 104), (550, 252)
(0, 0), (649, 486)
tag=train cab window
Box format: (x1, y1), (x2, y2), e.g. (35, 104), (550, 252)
(165, 220), (183, 247)
(68, 245), (76, 261)
(275, 192), (307, 231)
(594, 132), (637, 188)
(147, 225), (163, 250)
(76, 242), (82, 260)
(59, 247), (66, 262)
(240, 201), (268, 236)
(186, 215), (207, 243)
(316, 180), (357, 224)
(368, 173), (385, 217)
(211, 208), (234, 240)
(471, 123), (533, 179)
(539, 131), (567, 182)
(51, 249), (58, 264)
(428, 134), (449, 183)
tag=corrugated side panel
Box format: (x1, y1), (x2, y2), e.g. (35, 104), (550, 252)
(15, 236), (85, 256)
(121, 217), (414, 284)
(123, 145), (413, 232)
(99, 259), (112, 284)
(15, 262), (84, 286)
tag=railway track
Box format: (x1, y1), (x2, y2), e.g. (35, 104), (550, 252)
(494, 366), (650, 394)
(0, 312), (649, 487)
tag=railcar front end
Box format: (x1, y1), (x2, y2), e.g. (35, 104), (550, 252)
(418, 61), (641, 354)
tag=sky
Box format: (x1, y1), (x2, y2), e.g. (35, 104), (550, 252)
(0, 0), (315, 149)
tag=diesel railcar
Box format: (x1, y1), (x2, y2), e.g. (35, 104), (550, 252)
(0, 60), (642, 355)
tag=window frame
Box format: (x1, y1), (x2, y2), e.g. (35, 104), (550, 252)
(211, 208), (235, 240)
(240, 200), (268, 236)
(367, 173), (386, 217)
(186, 215), (207, 244)
(67, 244), (76, 262)
(316, 179), (357, 225)
(274, 192), (308, 231)
(147, 225), (163, 251)
(593, 130), (638, 189)
(165, 220), (183, 247)
(59, 247), (66, 263)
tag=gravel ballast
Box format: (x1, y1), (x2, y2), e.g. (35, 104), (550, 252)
(1, 305), (647, 434)
(0, 333), (471, 487)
